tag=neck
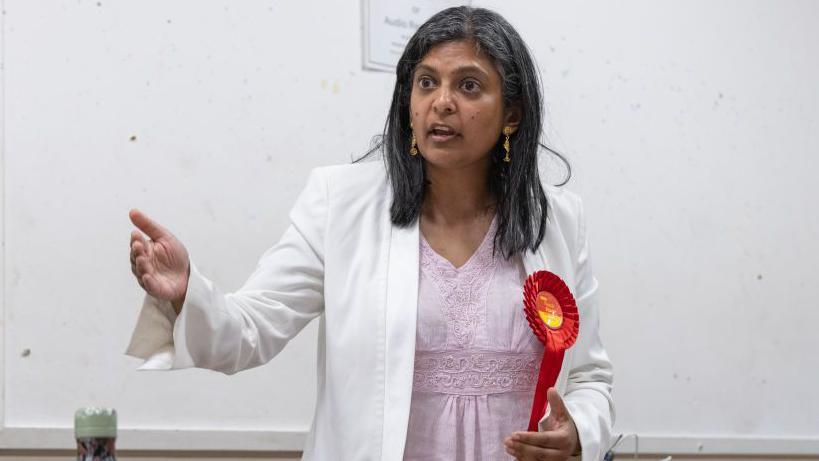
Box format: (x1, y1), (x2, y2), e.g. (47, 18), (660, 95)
(422, 160), (495, 225)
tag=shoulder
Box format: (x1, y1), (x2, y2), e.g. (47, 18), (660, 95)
(540, 182), (587, 253)
(314, 160), (388, 190)
(543, 183), (584, 227)
(289, 161), (390, 243)
(304, 160), (390, 212)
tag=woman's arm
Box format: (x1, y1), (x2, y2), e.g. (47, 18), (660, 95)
(126, 168), (329, 375)
(560, 195), (616, 461)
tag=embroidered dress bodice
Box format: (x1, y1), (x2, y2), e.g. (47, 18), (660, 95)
(403, 216), (543, 461)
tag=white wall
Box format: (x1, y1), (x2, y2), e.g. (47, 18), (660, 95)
(2, 0), (817, 457)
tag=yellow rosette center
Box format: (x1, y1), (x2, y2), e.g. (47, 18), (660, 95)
(536, 291), (563, 330)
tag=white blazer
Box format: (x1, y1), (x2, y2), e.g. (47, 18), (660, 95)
(126, 160), (615, 461)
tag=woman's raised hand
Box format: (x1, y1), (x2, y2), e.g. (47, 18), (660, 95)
(129, 209), (190, 314)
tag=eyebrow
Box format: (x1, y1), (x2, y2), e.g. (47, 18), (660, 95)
(413, 63), (490, 79)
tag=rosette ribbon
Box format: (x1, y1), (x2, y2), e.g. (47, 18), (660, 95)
(522, 270), (580, 431)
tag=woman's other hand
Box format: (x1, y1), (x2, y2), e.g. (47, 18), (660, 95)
(504, 388), (580, 460)
(129, 209), (190, 314)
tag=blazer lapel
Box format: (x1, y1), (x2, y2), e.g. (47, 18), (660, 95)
(521, 245), (549, 280)
(381, 219), (420, 460)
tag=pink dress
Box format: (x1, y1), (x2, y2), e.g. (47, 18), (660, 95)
(403, 216), (543, 460)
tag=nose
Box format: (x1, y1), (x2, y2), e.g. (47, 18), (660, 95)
(432, 88), (456, 115)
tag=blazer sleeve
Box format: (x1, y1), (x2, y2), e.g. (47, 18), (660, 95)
(562, 196), (616, 461)
(125, 167), (328, 375)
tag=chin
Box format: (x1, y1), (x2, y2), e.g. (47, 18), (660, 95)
(421, 149), (486, 170)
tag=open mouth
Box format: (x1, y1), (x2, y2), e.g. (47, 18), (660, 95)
(428, 125), (459, 142)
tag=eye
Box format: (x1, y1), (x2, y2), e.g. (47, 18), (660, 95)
(461, 79), (481, 93)
(417, 76), (435, 89)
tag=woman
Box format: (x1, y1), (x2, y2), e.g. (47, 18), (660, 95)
(127, 6), (614, 461)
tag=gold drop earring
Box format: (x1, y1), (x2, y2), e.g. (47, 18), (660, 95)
(502, 126), (512, 162)
(410, 123), (419, 156)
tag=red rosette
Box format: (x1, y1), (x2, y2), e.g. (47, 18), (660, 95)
(523, 270), (579, 353)
(523, 270), (580, 430)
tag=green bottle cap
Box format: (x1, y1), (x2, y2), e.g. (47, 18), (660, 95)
(74, 407), (117, 438)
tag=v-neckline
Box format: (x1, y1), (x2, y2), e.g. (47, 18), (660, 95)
(420, 214), (498, 271)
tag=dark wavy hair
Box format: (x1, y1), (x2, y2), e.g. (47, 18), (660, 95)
(357, 6), (570, 258)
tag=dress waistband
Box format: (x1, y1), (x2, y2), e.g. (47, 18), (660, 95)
(412, 349), (541, 396)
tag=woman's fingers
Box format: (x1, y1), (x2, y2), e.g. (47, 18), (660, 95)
(510, 431), (564, 449)
(130, 240), (140, 263)
(505, 439), (564, 461)
(505, 429), (574, 460)
(135, 254), (151, 276)
(130, 229), (144, 244)
(129, 210), (188, 300)
(130, 231), (146, 252)
(129, 209), (169, 241)
(130, 230), (149, 264)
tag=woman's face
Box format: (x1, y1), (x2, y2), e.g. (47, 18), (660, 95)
(409, 40), (519, 171)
